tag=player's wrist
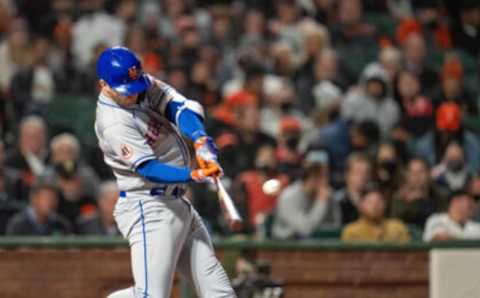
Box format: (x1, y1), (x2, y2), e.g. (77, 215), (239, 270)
(192, 130), (208, 142)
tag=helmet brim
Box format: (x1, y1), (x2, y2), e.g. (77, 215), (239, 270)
(112, 74), (151, 96)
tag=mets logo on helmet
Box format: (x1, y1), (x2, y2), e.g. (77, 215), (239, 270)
(128, 66), (138, 80)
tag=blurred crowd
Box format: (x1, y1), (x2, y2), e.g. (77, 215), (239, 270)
(0, 0), (479, 244)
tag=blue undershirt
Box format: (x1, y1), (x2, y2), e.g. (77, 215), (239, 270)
(136, 100), (206, 183)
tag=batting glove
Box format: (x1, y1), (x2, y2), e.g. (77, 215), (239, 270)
(191, 163), (222, 183)
(194, 136), (222, 171)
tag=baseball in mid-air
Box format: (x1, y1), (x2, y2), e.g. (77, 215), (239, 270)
(262, 179), (281, 195)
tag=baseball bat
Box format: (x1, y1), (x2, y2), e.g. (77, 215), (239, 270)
(213, 176), (243, 230)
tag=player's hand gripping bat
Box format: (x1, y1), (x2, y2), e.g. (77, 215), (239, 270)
(213, 176), (242, 230)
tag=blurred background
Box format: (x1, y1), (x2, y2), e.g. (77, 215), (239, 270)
(0, 0), (479, 297)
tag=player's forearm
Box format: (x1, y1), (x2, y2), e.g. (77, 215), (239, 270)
(177, 108), (207, 141)
(165, 100), (207, 141)
(136, 159), (193, 183)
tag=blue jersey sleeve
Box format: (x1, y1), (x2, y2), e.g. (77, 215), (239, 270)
(136, 159), (193, 183)
(165, 101), (207, 141)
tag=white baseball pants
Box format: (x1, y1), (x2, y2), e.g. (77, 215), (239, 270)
(107, 193), (236, 298)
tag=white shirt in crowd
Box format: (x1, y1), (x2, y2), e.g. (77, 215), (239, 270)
(423, 213), (480, 241)
(72, 12), (125, 70)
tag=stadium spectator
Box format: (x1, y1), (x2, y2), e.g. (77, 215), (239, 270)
(0, 140), (23, 234)
(217, 97), (275, 177)
(5, 182), (72, 236)
(311, 49), (344, 114)
(415, 101), (480, 173)
(435, 55), (476, 115)
(341, 64), (400, 135)
(375, 142), (403, 202)
(424, 190), (480, 241)
(413, 0), (452, 49)
(335, 153), (373, 225)
(275, 117), (304, 178)
(48, 15), (77, 94)
(467, 175), (480, 222)
(272, 150), (340, 239)
(72, 0), (125, 70)
(394, 70), (434, 137)
(260, 78), (310, 139)
(295, 20), (331, 111)
(401, 33), (438, 96)
(240, 9), (267, 48)
(0, 17), (30, 94)
(341, 183), (411, 242)
(270, 0), (302, 47)
(0, 0), (15, 38)
(307, 119), (379, 185)
(331, 0), (376, 48)
(391, 158), (448, 227)
(432, 141), (472, 193)
(311, 79), (343, 126)
(40, 133), (99, 223)
(378, 46), (402, 84)
(72, 41), (108, 97)
(232, 143), (289, 236)
(5, 116), (48, 201)
(10, 36), (55, 117)
(209, 5), (236, 53)
(0, 140), (21, 200)
(314, 47), (350, 91)
(451, 0), (480, 56)
(76, 180), (119, 235)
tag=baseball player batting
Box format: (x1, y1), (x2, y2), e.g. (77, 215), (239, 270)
(94, 47), (237, 298)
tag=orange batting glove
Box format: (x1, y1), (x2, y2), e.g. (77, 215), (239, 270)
(191, 162), (222, 183)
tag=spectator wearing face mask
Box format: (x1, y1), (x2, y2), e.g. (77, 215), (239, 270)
(341, 64), (400, 136)
(391, 158), (448, 227)
(424, 190), (480, 241)
(375, 142), (403, 203)
(39, 133), (100, 224)
(342, 183), (411, 243)
(432, 141), (472, 193)
(272, 150), (341, 239)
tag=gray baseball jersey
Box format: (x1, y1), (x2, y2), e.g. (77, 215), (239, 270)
(95, 75), (191, 192)
(96, 76), (236, 298)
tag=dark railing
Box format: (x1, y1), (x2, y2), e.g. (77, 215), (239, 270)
(1, 236), (480, 251)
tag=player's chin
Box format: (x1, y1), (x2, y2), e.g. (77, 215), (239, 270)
(119, 94), (139, 105)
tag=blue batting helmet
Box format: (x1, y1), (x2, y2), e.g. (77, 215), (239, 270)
(96, 47), (151, 96)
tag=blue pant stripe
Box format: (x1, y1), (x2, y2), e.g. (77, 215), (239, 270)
(139, 201), (148, 298)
